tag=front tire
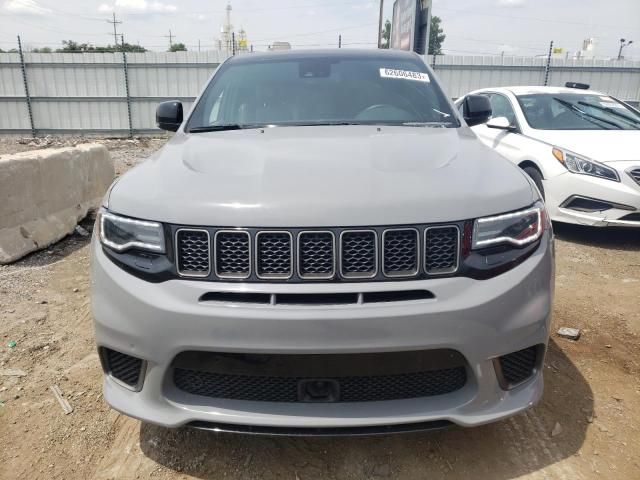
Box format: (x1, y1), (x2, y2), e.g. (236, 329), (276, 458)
(523, 166), (545, 200)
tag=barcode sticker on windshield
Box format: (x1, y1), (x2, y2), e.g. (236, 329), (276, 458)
(380, 68), (430, 82)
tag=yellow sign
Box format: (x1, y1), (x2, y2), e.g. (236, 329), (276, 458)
(553, 47), (563, 54)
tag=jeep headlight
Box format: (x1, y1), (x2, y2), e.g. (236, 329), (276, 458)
(98, 208), (165, 253)
(552, 147), (619, 182)
(473, 202), (545, 249)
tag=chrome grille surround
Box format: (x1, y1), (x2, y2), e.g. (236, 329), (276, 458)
(175, 228), (211, 278)
(297, 231), (336, 279)
(627, 167), (640, 187)
(382, 228), (419, 278)
(424, 225), (460, 275)
(214, 230), (252, 279)
(339, 230), (378, 279)
(255, 231), (293, 279)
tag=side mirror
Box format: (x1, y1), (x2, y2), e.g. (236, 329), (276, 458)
(486, 116), (516, 132)
(463, 95), (492, 127)
(156, 101), (183, 132)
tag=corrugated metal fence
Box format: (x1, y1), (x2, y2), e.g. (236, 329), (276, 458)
(0, 51), (226, 136)
(1, 51), (639, 137)
(434, 55), (640, 101)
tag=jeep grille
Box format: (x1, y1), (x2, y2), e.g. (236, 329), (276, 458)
(176, 225), (460, 282)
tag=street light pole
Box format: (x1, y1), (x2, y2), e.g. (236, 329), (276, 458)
(617, 38), (633, 60)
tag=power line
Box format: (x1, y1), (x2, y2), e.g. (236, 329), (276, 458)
(3, 14), (112, 37)
(251, 22), (377, 42)
(435, 6), (640, 33)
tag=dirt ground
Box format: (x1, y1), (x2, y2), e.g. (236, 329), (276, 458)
(0, 137), (639, 480)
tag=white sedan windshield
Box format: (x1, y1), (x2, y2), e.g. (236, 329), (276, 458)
(517, 93), (640, 130)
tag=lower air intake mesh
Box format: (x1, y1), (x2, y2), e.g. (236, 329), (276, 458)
(102, 348), (143, 389)
(173, 367), (466, 403)
(497, 346), (539, 387)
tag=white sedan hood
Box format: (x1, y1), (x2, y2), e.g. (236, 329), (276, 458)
(529, 129), (640, 163)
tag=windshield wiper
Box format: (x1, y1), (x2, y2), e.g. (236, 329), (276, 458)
(280, 121), (368, 126)
(188, 124), (263, 133)
(576, 101), (640, 129)
(401, 121), (453, 127)
(552, 97), (622, 130)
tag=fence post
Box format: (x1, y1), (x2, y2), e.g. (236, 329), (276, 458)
(543, 40), (553, 86)
(431, 53), (437, 70)
(121, 36), (133, 138)
(17, 35), (35, 138)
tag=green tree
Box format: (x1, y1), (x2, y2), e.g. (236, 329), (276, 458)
(428, 15), (445, 55)
(32, 47), (53, 53)
(169, 42), (187, 52)
(55, 40), (146, 53)
(120, 43), (146, 53)
(96, 43), (147, 53)
(57, 40), (93, 52)
(381, 19), (391, 49)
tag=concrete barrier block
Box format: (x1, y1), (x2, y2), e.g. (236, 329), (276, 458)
(0, 143), (114, 264)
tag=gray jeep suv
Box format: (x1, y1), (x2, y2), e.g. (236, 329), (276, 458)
(92, 49), (554, 435)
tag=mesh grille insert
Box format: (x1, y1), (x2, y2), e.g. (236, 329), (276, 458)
(176, 229), (210, 276)
(215, 231), (251, 278)
(341, 231), (376, 277)
(425, 226), (459, 274)
(298, 232), (334, 278)
(498, 346), (538, 387)
(383, 229), (418, 276)
(257, 232), (292, 278)
(103, 348), (143, 388)
(173, 367), (466, 403)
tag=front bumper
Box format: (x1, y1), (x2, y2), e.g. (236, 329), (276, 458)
(91, 231), (554, 431)
(544, 163), (640, 227)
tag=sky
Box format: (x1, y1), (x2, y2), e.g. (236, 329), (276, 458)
(0, 0), (639, 59)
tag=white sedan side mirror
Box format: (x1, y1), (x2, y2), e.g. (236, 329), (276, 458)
(486, 116), (516, 131)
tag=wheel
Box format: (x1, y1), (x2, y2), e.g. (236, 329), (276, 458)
(523, 166), (545, 200)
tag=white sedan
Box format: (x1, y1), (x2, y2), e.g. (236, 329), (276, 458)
(456, 85), (640, 227)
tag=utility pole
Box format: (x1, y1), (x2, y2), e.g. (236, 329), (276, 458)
(618, 38), (633, 60)
(198, 39), (201, 52)
(377, 0), (384, 49)
(165, 29), (174, 50)
(232, 31), (236, 55)
(338, 34), (342, 48)
(107, 12), (122, 47)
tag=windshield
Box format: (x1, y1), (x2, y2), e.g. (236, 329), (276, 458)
(187, 54), (459, 131)
(516, 93), (640, 130)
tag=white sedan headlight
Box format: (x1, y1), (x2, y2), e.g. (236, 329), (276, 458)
(473, 202), (545, 249)
(98, 208), (165, 253)
(552, 147), (619, 182)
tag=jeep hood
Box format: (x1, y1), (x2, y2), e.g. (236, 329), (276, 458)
(109, 125), (536, 227)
